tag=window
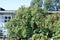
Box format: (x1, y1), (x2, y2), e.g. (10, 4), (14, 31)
(5, 16), (7, 19)
(0, 30), (2, 32)
(4, 16), (11, 22)
(0, 30), (3, 36)
(8, 16), (11, 19)
(4, 20), (7, 22)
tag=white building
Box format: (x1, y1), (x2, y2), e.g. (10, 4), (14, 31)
(0, 8), (15, 37)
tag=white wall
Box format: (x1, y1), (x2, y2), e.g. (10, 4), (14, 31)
(0, 14), (13, 37)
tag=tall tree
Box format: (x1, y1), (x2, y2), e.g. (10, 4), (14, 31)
(31, 0), (42, 7)
(5, 5), (47, 40)
(31, 0), (60, 11)
(5, 0), (60, 40)
(30, 0), (52, 10)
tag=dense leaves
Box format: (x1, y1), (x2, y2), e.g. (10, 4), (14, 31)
(5, 0), (60, 40)
(5, 5), (47, 40)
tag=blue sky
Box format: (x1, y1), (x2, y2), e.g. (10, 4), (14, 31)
(0, 0), (32, 10)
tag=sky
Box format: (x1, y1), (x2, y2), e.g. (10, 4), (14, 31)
(0, 0), (32, 10)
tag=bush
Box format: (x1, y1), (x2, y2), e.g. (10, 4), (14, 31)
(5, 5), (60, 40)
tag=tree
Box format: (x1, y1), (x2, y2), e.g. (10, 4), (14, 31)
(31, 0), (60, 11)
(31, 0), (53, 11)
(5, 0), (60, 40)
(30, 0), (42, 7)
(5, 6), (33, 40)
(5, 5), (47, 40)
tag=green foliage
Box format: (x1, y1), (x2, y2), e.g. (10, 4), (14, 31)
(30, 0), (52, 10)
(5, 1), (60, 40)
(30, 14), (60, 40)
(31, 0), (42, 7)
(5, 5), (47, 40)
(44, 0), (51, 5)
(31, 0), (59, 11)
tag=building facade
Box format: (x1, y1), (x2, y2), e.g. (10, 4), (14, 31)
(0, 8), (15, 37)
